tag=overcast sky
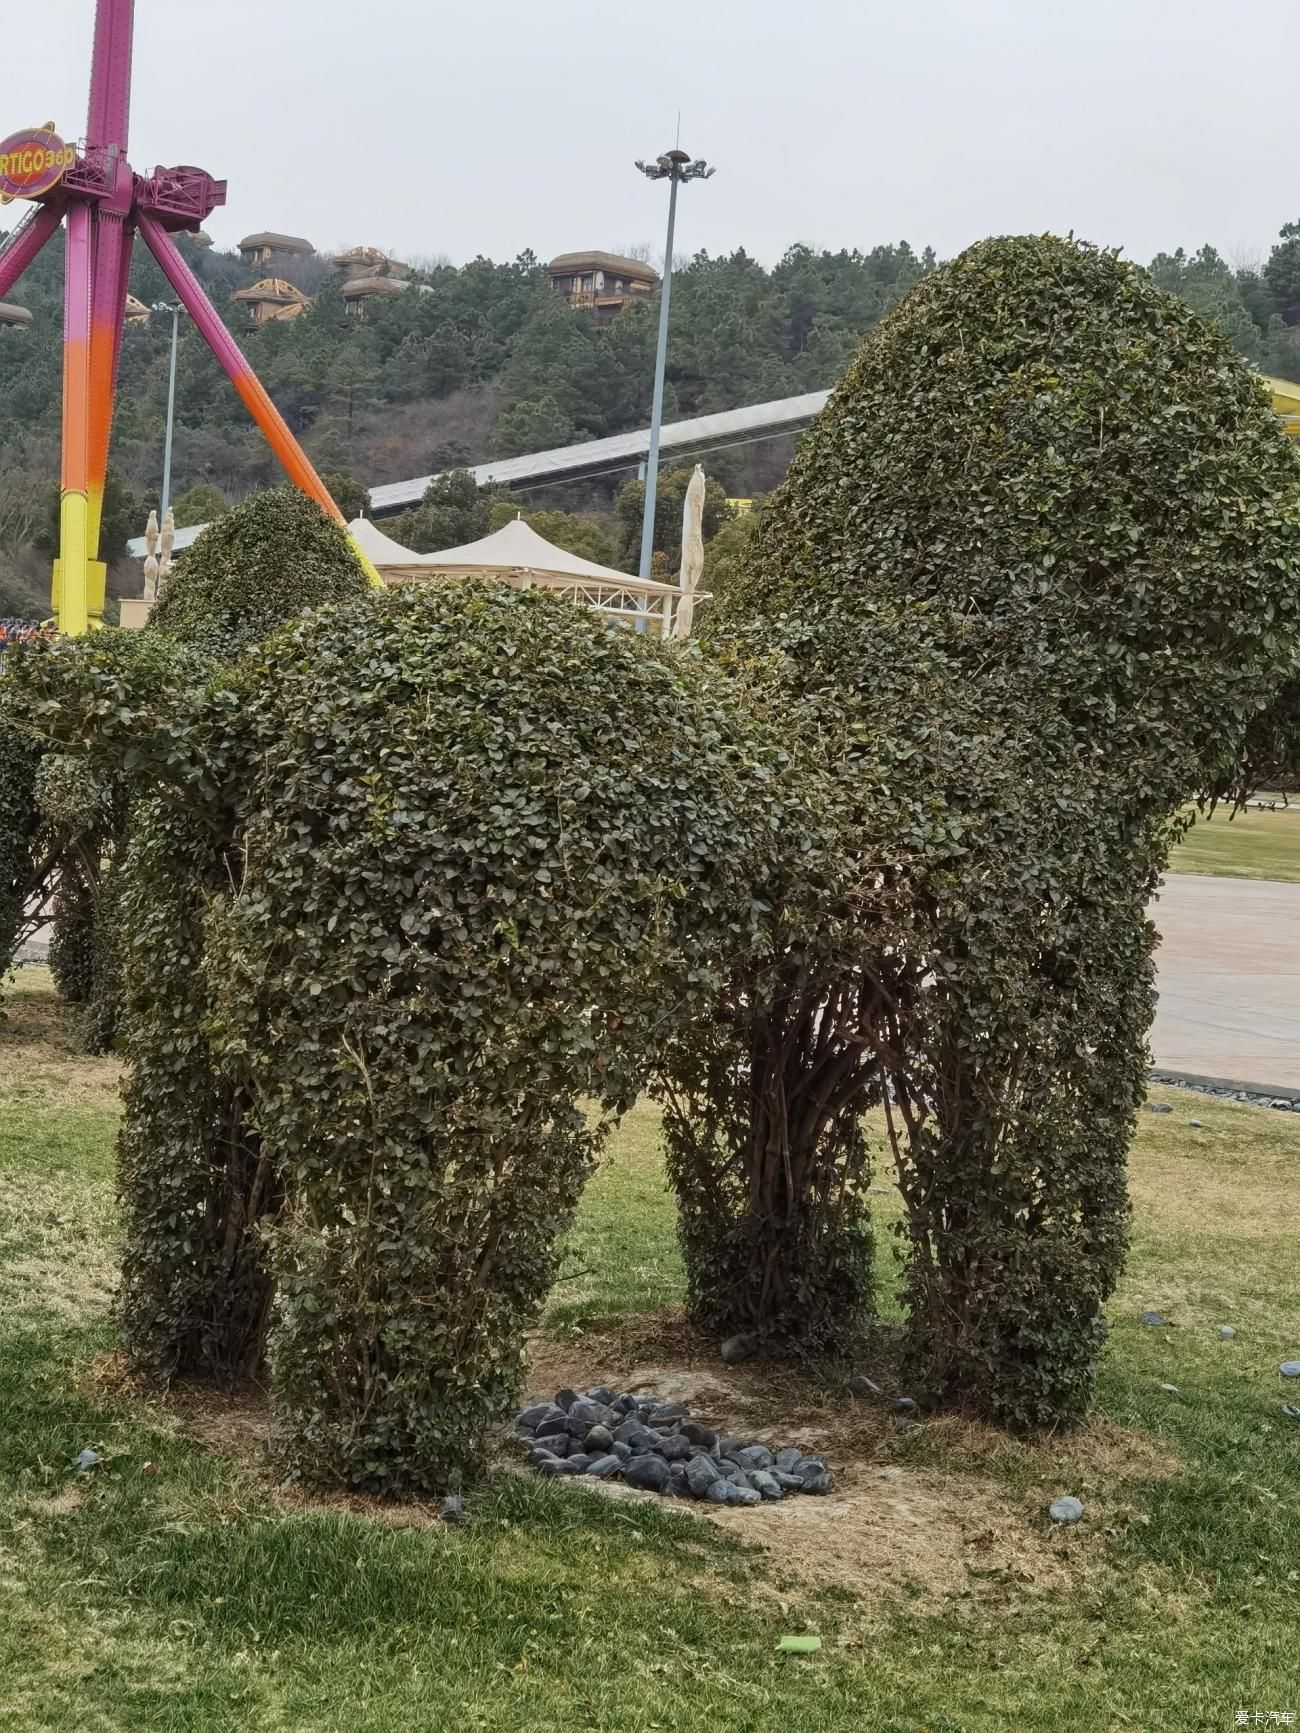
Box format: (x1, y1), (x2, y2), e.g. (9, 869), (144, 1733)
(4, 0), (1297, 271)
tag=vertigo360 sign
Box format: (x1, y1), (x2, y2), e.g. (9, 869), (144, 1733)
(0, 126), (74, 204)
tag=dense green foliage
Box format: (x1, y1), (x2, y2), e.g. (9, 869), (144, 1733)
(678, 235), (1300, 1425)
(4, 574), (819, 1494)
(148, 486), (371, 659)
(193, 585), (816, 1492)
(0, 717), (40, 983)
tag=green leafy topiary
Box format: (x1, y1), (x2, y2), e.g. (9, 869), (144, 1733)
(5, 580), (823, 1493)
(148, 486), (371, 661)
(0, 718), (41, 986)
(205, 583), (817, 1493)
(681, 234), (1300, 1424)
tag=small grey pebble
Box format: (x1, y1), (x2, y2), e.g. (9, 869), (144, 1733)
(585, 1453), (623, 1479)
(1282, 1405), (1300, 1421)
(439, 1494), (465, 1523)
(685, 1454), (723, 1497)
(1189, 1119), (1204, 1129)
(623, 1454), (671, 1494)
(1158, 1383), (1179, 1394)
(1280, 1362), (1300, 1379)
(680, 1421), (718, 1451)
(656, 1434), (692, 1462)
(74, 1448), (102, 1472)
(1049, 1495), (1084, 1524)
(1218, 1325), (1235, 1340)
(1144, 1102), (1173, 1114)
(720, 1333), (759, 1366)
(1140, 1310), (1171, 1327)
(893, 1396), (917, 1415)
(848, 1375), (882, 1398)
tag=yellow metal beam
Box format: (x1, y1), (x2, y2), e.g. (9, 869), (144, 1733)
(1265, 375), (1300, 437)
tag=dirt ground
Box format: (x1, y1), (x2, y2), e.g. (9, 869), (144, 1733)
(522, 1316), (1181, 1608)
(102, 1311), (1182, 1615)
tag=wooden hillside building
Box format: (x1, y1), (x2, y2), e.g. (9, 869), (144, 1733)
(547, 251), (658, 326)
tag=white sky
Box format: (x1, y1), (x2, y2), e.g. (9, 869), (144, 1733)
(3, 0), (1297, 271)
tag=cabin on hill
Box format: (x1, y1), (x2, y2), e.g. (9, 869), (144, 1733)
(341, 274), (412, 316)
(332, 245), (411, 279)
(547, 251), (658, 326)
(238, 231), (314, 266)
(232, 277), (312, 325)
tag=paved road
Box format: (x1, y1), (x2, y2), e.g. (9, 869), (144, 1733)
(1151, 874), (1300, 1090)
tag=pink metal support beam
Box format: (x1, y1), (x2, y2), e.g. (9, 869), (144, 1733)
(0, 203), (62, 303)
(2, 0), (375, 624)
(138, 217), (380, 584)
(86, 0), (133, 153)
(138, 214), (347, 519)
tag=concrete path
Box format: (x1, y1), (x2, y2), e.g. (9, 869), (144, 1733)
(1151, 874), (1300, 1090)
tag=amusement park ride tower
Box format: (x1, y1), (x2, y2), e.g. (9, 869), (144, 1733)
(0, 0), (382, 633)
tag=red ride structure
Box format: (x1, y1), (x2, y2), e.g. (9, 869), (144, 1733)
(0, 0), (381, 634)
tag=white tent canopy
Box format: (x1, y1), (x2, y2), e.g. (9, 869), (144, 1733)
(347, 513), (685, 632)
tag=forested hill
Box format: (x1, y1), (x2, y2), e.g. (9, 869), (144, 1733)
(2, 220), (1300, 615)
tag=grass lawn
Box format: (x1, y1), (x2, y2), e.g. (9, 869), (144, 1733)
(1168, 800), (1300, 882)
(3, 970), (1300, 1731)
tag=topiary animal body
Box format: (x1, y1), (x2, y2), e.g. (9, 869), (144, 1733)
(202, 582), (819, 1494)
(681, 235), (1300, 1425)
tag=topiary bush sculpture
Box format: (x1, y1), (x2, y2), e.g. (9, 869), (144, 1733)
(148, 484), (371, 661)
(205, 583), (819, 1493)
(4, 580), (824, 1495)
(678, 234), (1300, 1425)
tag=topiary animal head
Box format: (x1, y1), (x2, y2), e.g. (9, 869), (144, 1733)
(149, 486), (371, 663)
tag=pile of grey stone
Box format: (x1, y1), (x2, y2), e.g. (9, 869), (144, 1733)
(517, 1386), (832, 1506)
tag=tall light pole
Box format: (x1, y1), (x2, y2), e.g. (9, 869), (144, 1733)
(154, 300), (182, 520)
(634, 148), (714, 581)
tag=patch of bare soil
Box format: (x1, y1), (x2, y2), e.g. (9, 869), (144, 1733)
(524, 1314), (1183, 1607)
(0, 979), (122, 1114)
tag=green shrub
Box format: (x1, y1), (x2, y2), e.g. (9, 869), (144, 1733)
(0, 718), (41, 985)
(4, 581), (818, 1492)
(38, 753), (118, 1012)
(688, 235), (1300, 1424)
(205, 583), (815, 1493)
(149, 486), (371, 661)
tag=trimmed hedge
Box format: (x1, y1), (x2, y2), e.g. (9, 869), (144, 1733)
(207, 583), (817, 1492)
(685, 234), (1300, 1424)
(3, 579), (824, 1493)
(149, 485), (371, 661)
